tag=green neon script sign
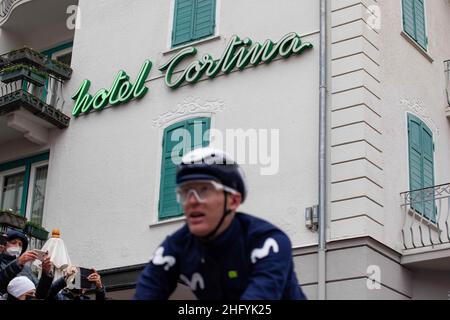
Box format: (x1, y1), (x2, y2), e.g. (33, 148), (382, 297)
(159, 32), (313, 89)
(72, 60), (152, 117)
(72, 32), (312, 117)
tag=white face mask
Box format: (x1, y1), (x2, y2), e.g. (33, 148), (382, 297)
(6, 246), (21, 258)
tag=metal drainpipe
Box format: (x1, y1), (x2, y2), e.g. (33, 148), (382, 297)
(318, 0), (328, 300)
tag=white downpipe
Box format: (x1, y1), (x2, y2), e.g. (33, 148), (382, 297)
(318, 0), (328, 300)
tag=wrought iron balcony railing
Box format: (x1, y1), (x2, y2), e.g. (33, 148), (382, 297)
(0, 0), (23, 25)
(400, 183), (450, 250)
(0, 77), (70, 128)
(1, 224), (46, 251)
(0, 0), (17, 17)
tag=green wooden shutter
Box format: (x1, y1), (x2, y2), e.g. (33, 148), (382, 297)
(407, 114), (435, 220)
(421, 124), (435, 221)
(159, 117), (211, 220)
(193, 0), (216, 40)
(159, 122), (185, 219)
(408, 114), (424, 214)
(172, 0), (195, 46)
(172, 0), (216, 47)
(187, 117), (211, 150)
(402, 0), (415, 38)
(413, 0), (427, 49)
(402, 0), (427, 50)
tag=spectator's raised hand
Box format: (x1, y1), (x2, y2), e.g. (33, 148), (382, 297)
(87, 268), (103, 289)
(42, 256), (53, 275)
(64, 265), (77, 279)
(17, 251), (38, 267)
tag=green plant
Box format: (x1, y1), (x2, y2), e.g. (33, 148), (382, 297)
(46, 59), (72, 80)
(0, 209), (27, 230)
(0, 64), (48, 79)
(49, 58), (71, 70)
(25, 221), (47, 231)
(0, 208), (22, 217)
(8, 47), (47, 61)
(24, 221), (49, 240)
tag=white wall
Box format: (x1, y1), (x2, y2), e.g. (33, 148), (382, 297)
(0, 0), (75, 53)
(330, 0), (385, 243)
(412, 271), (450, 300)
(328, 0), (450, 255)
(380, 0), (450, 252)
(1, 0), (449, 299)
(0, 139), (48, 164)
(42, 0), (321, 269)
(0, 28), (23, 53)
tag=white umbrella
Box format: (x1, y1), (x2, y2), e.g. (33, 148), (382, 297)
(34, 229), (71, 281)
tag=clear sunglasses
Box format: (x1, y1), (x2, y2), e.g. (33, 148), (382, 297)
(176, 180), (238, 204)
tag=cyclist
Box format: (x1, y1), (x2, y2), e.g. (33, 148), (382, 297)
(135, 147), (306, 300)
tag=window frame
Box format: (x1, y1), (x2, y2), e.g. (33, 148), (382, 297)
(41, 41), (73, 64)
(401, 0), (429, 51)
(0, 167), (26, 213)
(168, 0), (219, 49)
(25, 161), (49, 224)
(0, 152), (50, 217)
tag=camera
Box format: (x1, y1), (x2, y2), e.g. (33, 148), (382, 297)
(33, 249), (47, 261)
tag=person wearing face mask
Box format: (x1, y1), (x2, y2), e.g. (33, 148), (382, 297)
(0, 230), (54, 297)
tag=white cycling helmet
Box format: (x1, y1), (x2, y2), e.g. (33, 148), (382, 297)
(176, 148), (248, 202)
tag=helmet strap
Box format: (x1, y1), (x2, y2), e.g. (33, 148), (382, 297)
(200, 191), (232, 242)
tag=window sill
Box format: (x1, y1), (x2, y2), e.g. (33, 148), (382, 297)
(149, 216), (186, 228)
(162, 35), (221, 56)
(400, 31), (434, 63)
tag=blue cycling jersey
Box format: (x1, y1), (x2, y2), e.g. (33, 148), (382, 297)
(134, 212), (306, 300)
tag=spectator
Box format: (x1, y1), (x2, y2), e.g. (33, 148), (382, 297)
(6, 276), (36, 300)
(0, 230), (54, 298)
(49, 267), (106, 300)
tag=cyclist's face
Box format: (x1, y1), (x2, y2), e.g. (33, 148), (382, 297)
(181, 181), (240, 237)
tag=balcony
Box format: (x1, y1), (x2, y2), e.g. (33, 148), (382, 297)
(0, 0), (78, 29)
(0, 47), (71, 145)
(400, 183), (450, 271)
(0, 0), (25, 26)
(0, 210), (48, 250)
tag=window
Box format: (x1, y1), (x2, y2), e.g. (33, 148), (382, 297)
(29, 165), (48, 226)
(159, 117), (211, 220)
(0, 153), (49, 224)
(172, 0), (216, 47)
(402, 0), (427, 50)
(41, 42), (73, 106)
(1, 172), (25, 212)
(42, 42), (73, 66)
(54, 51), (72, 66)
(407, 114), (436, 221)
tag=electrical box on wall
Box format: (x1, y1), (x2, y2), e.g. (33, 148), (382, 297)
(305, 205), (319, 231)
